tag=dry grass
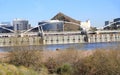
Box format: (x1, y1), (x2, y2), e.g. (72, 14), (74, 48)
(0, 63), (40, 75)
(0, 52), (10, 63)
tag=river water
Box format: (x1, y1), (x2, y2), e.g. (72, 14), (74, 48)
(0, 42), (120, 52)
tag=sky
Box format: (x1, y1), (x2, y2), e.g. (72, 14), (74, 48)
(0, 0), (120, 27)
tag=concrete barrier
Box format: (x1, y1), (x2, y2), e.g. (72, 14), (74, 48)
(0, 33), (120, 47)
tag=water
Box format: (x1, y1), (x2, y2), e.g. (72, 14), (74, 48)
(0, 42), (120, 52)
(40, 42), (120, 50)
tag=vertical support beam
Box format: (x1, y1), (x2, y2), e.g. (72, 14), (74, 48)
(63, 21), (65, 32)
(41, 26), (44, 37)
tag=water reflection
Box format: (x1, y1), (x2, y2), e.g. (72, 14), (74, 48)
(0, 42), (120, 52)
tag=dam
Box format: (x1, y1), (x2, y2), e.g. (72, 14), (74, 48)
(0, 31), (120, 47)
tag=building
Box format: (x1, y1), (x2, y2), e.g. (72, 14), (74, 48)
(38, 20), (64, 32)
(114, 18), (120, 22)
(104, 18), (120, 30)
(38, 20), (91, 32)
(105, 21), (110, 26)
(51, 12), (81, 31)
(13, 19), (30, 32)
(80, 20), (91, 31)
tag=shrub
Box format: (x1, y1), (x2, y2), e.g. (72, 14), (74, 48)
(8, 49), (43, 71)
(56, 63), (73, 75)
(44, 49), (80, 74)
(73, 50), (120, 75)
(45, 57), (58, 73)
(55, 49), (79, 65)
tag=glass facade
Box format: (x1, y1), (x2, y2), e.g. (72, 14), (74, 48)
(39, 20), (63, 32)
(114, 18), (120, 22)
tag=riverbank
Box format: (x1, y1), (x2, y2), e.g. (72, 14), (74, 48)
(0, 52), (9, 58)
(0, 46), (120, 75)
(0, 50), (93, 61)
(1, 49), (120, 75)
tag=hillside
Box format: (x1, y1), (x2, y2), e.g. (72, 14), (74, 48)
(51, 12), (82, 31)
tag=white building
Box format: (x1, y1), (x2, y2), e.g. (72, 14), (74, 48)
(80, 20), (91, 31)
(13, 19), (30, 32)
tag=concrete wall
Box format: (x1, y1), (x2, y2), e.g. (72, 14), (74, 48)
(43, 35), (85, 44)
(88, 34), (120, 43)
(43, 33), (120, 44)
(0, 37), (42, 47)
(0, 33), (120, 47)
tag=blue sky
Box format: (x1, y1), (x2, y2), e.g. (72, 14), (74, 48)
(0, 0), (120, 27)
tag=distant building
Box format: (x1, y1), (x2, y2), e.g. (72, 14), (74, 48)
(105, 21), (110, 26)
(38, 20), (64, 32)
(114, 18), (120, 22)
(13, 19), (30, 32)
(104, 18), (120, 30)
(80, 20), (91, 31)
(0, 23), (13, 33)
